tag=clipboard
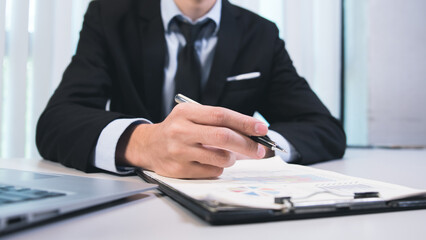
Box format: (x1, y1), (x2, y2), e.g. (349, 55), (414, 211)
(136, 157), (426, 225)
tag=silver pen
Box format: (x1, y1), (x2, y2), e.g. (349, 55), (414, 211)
(174, 94), (287, 153)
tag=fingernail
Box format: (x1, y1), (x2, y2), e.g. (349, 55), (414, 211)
(255, 123), (268, 135)
(257, 145), (265, 158)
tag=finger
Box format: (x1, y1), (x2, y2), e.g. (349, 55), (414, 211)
(173, 104), (268, 136)
(193, 125), (266, 159)
(188, 145), (236, 168)
(185, 162), (224, 179)
(161, 160), (224, 179)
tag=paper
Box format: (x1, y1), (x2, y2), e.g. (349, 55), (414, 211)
(143, 156), (426, 210)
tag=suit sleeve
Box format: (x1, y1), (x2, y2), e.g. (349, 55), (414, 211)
(261, 25), (346, 165)
(36, 1), (131, 172)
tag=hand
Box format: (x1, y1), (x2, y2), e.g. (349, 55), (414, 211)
(119, 103), (269, 179)
(234, 146), (275, 160)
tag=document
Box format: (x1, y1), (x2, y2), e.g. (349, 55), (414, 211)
(143, 156), (426, 210)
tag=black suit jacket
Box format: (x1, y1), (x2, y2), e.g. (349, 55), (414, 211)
(36, 0), (346, 172)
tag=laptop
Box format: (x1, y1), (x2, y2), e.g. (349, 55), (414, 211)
(0, 168), (157, 233)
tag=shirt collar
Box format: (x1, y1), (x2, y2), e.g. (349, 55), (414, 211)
(161, 0), (221, 33)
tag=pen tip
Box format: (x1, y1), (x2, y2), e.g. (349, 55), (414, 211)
(276, 145), (287, 153)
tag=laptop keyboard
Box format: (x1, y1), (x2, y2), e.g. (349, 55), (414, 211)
(0, 184), (66, 206)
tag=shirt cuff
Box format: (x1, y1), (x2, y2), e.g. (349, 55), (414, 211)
(93, 118), (152, 174)
(267, 130), (300, 163)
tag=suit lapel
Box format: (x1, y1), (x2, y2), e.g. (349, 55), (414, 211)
(202, 1), (241, 106)
(138, 0), (166, 122)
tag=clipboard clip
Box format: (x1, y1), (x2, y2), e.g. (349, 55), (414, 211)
(275, 191), (380, 203)
(274, 191), (380, 213)
(274, 196), (294, 212)
(354, 191), (380, 199)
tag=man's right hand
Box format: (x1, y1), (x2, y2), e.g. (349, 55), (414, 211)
(118, 103), (269, 179)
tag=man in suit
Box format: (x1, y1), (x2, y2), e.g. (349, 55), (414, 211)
(36, 0), (346, 178)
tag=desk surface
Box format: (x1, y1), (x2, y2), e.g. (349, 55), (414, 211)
(1, 148), (426, 240)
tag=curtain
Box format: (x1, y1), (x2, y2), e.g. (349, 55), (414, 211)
(0, 0), (91, 158)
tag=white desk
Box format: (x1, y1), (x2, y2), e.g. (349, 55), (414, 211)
(2, 148), (426, 240)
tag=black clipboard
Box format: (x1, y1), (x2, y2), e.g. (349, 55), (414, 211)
(136, 170), (426, 225)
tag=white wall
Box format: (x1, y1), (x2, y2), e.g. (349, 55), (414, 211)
(345, 0), (426, 146)
(368, 0), (426, 146)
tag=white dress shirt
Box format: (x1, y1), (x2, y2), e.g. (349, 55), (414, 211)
(93, 0), (298, 174)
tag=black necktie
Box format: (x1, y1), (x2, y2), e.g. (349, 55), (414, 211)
(174, 19), (213, 103)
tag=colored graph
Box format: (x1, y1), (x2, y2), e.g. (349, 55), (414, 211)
(228, 186), (282, 197)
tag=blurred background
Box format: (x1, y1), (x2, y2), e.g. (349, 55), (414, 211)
(0, 0), (425, 159)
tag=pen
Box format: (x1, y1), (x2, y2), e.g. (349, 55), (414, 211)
(174, 94), (287, 153)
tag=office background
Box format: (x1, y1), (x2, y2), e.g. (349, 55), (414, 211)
(0, 0), (425, 159)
